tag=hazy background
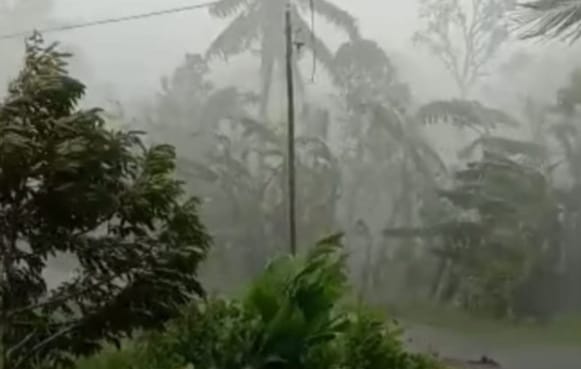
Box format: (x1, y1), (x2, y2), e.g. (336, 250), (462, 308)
(3, 2), (581, 368)
(1, 0), (578, 108)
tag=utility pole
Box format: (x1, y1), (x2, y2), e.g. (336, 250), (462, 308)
(284, 3), (297, 255)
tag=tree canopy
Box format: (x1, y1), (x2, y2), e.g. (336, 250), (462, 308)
(0, 34), (211, 369)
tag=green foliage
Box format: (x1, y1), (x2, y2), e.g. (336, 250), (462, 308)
(0, 34), (211, 369)
(137, 299), (257, 369)
(93, 236), (441, 369)
(341, 311), (437, 369)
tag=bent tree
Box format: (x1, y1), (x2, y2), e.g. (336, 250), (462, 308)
(207, 0), (359, 116)
(0, 35), (211, 369)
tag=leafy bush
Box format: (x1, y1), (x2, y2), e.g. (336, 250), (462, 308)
(79, 235), (442, 369)
(1, 34), (211, 369)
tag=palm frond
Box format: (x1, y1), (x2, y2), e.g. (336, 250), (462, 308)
(417, 100), (520, 130)
(208, 0), (251, 18)
(296, 0), (359, 39)
(517, 0), (581, 42)
(458, 136), (548, 162)
(206, 9), (260, 60)
(372, 104), (447, 181)
(291, 10), (336, 76)
(412, 137), (448, 178)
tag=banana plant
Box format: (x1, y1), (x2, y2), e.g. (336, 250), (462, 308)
(180, 113), (341, 283)
(333, 39), (451, 299)
(244, 234), (349, 369)
(385, 141), (562, 319)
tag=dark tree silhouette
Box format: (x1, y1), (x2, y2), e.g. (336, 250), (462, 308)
(0, 35), (211, 369)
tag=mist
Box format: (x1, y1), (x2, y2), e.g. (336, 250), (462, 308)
(2, 1), (581, 369)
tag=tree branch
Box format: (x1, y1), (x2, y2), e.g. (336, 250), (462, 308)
(6, 272), (122, 318)
(11, 323), (80, 369)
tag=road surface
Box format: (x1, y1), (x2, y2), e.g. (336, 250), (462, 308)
(402, 324), (580, 369)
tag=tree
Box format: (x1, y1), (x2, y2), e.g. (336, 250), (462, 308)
(0, 35), (211, 369)
(104, 235), (441, 369)
(379, 95), (561, 311)
(183, 116), (341, 282)
(142, 53), (258, 156)
(518, 0), (581, 42)
(538, 67), (581, 311)
(139, 53), (341, 286)
(333, 38), (411, 112)
(385, 139), (563, 320)
(331, 40), (448, 300)
(206, 0), (359, 116)
(413, 0), (515, 97)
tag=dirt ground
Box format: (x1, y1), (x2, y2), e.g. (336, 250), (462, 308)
(402, 324), (581, 369)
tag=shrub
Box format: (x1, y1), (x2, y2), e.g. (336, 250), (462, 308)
(78, 234), (442, 369)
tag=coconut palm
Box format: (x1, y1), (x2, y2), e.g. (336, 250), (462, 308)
(518, 0), (581, 42)
(206, 0), (359, 116)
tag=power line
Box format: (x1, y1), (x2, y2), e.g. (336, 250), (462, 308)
(0, 1), (220, 41)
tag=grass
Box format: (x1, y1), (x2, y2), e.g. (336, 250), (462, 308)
(386, 302), (581, 346)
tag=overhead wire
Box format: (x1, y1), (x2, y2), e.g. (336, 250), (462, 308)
(0, 0), (221, 41)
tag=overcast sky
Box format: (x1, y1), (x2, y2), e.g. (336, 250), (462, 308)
(1, 0), (579, 107)
(3, 0), (422, 103)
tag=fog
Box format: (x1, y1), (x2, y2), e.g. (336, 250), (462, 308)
(2, 1), (581, 368)
(1, 1), (578, 103)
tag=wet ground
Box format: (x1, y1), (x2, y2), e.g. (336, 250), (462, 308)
(402, 324), (581, 369)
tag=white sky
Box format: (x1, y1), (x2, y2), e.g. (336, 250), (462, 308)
(0, 0), (579, 107)
(45, 0), (423, 102)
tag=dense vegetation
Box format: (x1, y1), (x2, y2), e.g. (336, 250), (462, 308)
(0, 35), (210, 369)
(2, 1), (581, 369)
(132, 0), (581, 323)
(77, 236), (442, 369)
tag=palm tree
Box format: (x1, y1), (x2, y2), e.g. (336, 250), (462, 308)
(206, 0), (359, 116)
(518, 0), (581, 42)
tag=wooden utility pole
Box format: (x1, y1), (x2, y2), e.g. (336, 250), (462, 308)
(284, 3), (297, 255)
